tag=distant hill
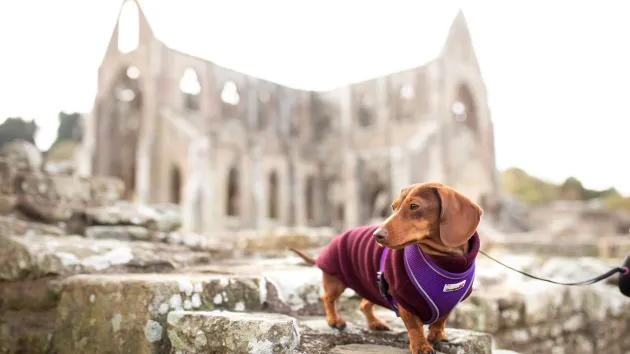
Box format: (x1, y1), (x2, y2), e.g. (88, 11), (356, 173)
(501, 167), (630, 212)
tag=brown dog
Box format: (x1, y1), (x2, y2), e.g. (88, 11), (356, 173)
(290, 182), (483, 354)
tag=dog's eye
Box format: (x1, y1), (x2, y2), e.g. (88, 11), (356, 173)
(409, 204), (419, 210)
(391, 204), (395, 211)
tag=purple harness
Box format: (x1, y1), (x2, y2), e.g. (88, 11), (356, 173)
(376, 245), (476, 324)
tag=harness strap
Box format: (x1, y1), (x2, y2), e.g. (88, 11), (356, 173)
(376, 248), (400, 317)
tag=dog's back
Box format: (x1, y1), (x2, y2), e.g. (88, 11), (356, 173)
(314, 225), (390, 308)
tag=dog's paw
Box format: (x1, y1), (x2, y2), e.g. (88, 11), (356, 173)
(368, 320), (392, 331)
(328, 317), (347, 331)
(415, 343), (435, 354)
(427, 329), (448, 343)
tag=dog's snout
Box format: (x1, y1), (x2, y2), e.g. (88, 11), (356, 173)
(373, 228), (388, 243)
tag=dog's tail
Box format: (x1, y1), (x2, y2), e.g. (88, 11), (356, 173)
(289, 248), (316, 266)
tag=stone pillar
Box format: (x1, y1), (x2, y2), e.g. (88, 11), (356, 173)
(376, 77), (389, 127)
(182, 137), (209, 232)
(389, 146), (412, 198)
(201, 135), (217, 233)
(294, 160), (307, 227)
(76, 111), (95, 177)
(339, 86), (352, 132)
(135, 42), (162, 203)
(342, 151), (359, 229)
(252, 144), (266, 229)
(238, 150), (253, 228)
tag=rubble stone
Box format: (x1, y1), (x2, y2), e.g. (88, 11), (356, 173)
(167, 310), (300, 354)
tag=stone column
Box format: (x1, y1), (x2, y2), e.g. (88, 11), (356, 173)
(76, 111), (95, 177)
(201, 135), (217, 233)
(182, 137), (209, 232)
(389, 146), (411, 199)
(342, 151), (359, 229)
(294, 160), (307, 227)
(376, 77), (389, 127)
(252, 144), (266, 229)
(135, 42), (162, 203)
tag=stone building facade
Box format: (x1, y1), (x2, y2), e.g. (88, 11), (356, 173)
(78, 0), (501, 233)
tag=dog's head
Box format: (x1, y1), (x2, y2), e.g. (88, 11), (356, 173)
(372, 182), (483, 251)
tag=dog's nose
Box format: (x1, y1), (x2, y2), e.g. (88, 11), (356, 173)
(373, 228), (388, 243)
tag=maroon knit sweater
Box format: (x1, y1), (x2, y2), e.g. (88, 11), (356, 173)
(315, 225), (479, 321)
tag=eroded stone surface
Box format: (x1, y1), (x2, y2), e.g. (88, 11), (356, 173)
(54, 274), (266, 354)
(0, 234), (210, 281)
(167, 310), (300, 354)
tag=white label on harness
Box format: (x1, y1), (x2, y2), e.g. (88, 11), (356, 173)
(443, 280), (466, 292)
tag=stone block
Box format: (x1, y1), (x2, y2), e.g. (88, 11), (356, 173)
(167, 310), (300, 354)
(53, 274), (266, 354)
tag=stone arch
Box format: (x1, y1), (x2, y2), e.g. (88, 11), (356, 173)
(452, 84), (478, 134)
(169, 165), (182, 204)
(304, 175), (315, 221)
(267, 170), (279, 219)
(117, 0), (139, 53)
(226, 166), (239, 216)
(179, 68), (201, 110)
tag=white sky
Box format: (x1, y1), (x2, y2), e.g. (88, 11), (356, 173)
(0, 0), (628, 194)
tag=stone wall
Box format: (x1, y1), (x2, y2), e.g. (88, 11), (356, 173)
(450, 254), (630, 354)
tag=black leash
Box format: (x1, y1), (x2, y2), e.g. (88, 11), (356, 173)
(478, 250), (628, 286)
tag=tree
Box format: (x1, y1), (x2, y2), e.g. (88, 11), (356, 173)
(53, 112), (83, 145)
(0, 117), (38, 149)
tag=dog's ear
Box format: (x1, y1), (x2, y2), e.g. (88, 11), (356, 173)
(435, 186), (483, 248)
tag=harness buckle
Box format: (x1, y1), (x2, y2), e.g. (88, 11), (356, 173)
(376, 271), (390, 299)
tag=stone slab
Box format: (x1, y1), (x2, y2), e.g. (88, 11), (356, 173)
(167, 310), (300, 354)
(53, 273), (266, 354)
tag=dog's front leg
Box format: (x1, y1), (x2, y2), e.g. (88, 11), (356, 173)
(427, 311), (450, 343)
(398, 305), (434, 354)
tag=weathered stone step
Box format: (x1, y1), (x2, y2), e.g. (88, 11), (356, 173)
(54, 274), (266, 353)
(164, 310), (493, 354)
(167, 310), (300, 354)
(297, 317), (493, 354)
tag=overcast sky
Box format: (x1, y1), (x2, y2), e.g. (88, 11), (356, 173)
(0, 0), (628, 194)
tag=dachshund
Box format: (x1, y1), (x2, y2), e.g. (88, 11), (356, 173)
(290, 182), (483, 354)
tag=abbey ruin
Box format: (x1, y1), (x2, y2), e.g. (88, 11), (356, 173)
(77, 0), (500, 233)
